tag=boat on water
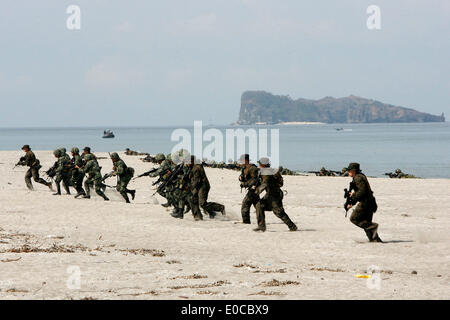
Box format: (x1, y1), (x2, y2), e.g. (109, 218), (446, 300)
(102, 130), (115, 138)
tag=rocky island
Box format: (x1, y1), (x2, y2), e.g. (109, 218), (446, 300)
(237, 91), (445, 124)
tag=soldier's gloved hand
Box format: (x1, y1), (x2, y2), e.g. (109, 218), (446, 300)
(240, 182), (245, 188)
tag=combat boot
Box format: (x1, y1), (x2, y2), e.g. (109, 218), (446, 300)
(74, 189), (86, 198)
(281, 215), (297, 231)
(253, 227), (266, 232)
(129, 189), (136, 200)
(161, 202), (171, 208)
(121, 192), (130, 203)
(82, 195), (91, 199)
(171, 208), (184, 219)
(53, 184), (61, 195)
(63, 183), (71, 195)
(194, 214), (203, 221)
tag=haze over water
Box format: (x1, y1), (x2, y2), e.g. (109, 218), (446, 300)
(1, 122), (449, 178)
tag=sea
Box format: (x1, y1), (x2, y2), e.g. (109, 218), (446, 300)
(1, 122), (449, 178)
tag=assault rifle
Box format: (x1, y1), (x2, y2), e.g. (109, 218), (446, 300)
(179, 165), (192, 191)
(13, 156), (26, 170)
(45, 162), (58, 179)
(344, 181), (357, 217)
(102, 171), (115, 182)
(153, 164), (183, 196)
(132, 167), (158, 180)
(151, 168), (171, 186)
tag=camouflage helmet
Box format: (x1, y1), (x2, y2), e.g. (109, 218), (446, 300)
(347, 162), (360, 172)
(395, 168), (402, 174)
(71, 147), (79, 154)
(155, 153), (165, 161)
(84, 154), (94, 161)
(59, 147), (66, 154)
(166, 153), (172, 161)
(110, 152), (120, 160)
(53, 149), (61, 157)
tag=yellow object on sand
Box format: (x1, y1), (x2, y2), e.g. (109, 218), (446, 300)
(355, 274), (371, 279)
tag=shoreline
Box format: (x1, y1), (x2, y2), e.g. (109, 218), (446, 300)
(6, 149), (432, 179)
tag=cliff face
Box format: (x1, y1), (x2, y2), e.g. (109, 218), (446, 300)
(237, 91), (445, 124)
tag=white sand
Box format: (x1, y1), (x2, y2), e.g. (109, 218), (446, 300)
(0, 151), (449, 300)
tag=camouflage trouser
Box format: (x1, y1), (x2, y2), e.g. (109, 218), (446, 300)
(173, 187), (191, 212)
(241, 190), (259, 223)
(54, 171), (71, 194)
(116, 174), (134, 202)
(25, 166), (48, 190)
(84, 177), (107, 199)
(350, 202), (378, 240)
(191, 185), (224, 218)
(71, 169), (85, 194)
(255, 193), (296, 231)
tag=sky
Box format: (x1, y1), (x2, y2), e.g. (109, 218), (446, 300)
(0, 0), (449, 127)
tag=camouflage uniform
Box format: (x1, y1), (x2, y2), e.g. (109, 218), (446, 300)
(348, 164), (381, 242)
(19, 147), (51, 190)
(80, 154), (109, 201)
(240, 164), (260, 224)
(110, 153), (135, 203)
(53, 149), (71, 195)
(70, 147), (85, 197)
(171, 164), (193, 218)
(190, 162), (225, 220)
(149, 154), (174, 206)
(255, 161), (297, 232)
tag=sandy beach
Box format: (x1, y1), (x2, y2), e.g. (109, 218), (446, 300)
(0, 150), (449, 300)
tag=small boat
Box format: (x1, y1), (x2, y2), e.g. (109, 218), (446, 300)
(102, 130), (115, 138)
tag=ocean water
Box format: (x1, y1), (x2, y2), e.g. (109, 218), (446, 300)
(1, 123), (449, 178)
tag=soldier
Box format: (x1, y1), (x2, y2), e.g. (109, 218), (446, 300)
(70, 147), (86, 198)
(109, 152), (136, 203)
(239, 154), (260, 224)
(254, 157), (297, 232)
(170, 160), (193, 219)
(76, 154), (109, 201)
(188, 155), (225, 220)
(149, 153), (173, 207)
(82, 147), (98, 164)
(17, 145), (53, 191)
(52, 149), (71, 195)
(345, 163), (382, 243)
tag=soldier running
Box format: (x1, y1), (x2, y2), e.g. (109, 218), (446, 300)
(254, 157), (297, 232)
(148, 153), (173, 207)
(345, 162), (382, 242)
(70, 147), (86, 198)
(239, 154), (260, 224)
(108, 152), (136, 203)
(16, 145), (53, 191)
(188, 155), (225, 220)
(52, 149), (71, 195)
(76, 154), (109, 201)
